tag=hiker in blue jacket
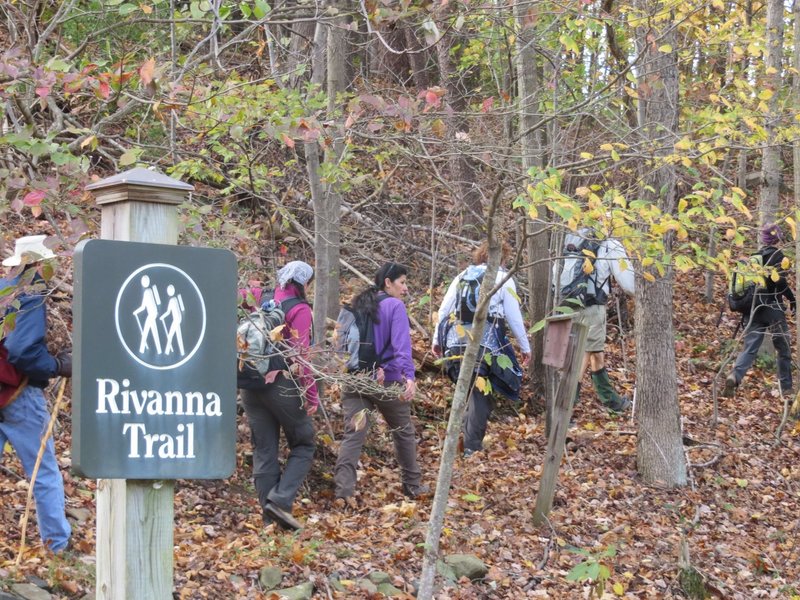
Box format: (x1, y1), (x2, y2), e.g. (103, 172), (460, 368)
(0, 235), (72, 553)
(723, 223), (795, 398)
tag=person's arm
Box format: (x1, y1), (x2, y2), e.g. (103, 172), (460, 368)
(4, 293), (59, 379)
(389, 302), (416, 383)
(604, 239), (635, 295)
(500, 277), (531, 359)
(283, 303), (319, 412)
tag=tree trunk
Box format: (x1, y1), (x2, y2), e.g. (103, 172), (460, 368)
(514, 0), (549, 400)
(634, 0), (686, 487)
(418, 210), (507, 599)
(437, 24), (483, 236)
(793, 0), (800, 354)
(760, 0), (784, 224)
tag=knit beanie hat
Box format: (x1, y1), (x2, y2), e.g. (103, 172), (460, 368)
(760, 223), (783, 246)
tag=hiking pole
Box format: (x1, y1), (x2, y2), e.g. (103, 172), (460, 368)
(16, 377), (67, 565)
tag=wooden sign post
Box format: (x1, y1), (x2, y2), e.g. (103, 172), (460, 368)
(87, 168), (191, 600)
(533, 316), (587, 526)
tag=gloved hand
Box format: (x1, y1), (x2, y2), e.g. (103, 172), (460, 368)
(55, 350), (72, 378)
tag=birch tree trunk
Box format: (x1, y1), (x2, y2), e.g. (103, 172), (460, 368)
(760, 0), (784, 224)
(418, 204), (507, 599)
(634, 0), (686, 487)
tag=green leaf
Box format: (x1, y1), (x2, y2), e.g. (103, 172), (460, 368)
(496, 353), (513, 370)
(530, 318), (547, 333)
(567, 561), (590, 581)
(461, 493), (482, 503)
(118, 3), (137, 15)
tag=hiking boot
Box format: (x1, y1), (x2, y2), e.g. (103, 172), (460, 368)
(463, 448), (479, 459)
(591, 368), (629, 413)
(606, 395), (631, 413)
(264, 502), (302, 531)
(402, 483), (430, 500)
(721, 374), (737, 398)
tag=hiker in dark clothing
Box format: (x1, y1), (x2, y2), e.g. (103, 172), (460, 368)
(239, 261), (317, 531)
(723, 223), (796, 397)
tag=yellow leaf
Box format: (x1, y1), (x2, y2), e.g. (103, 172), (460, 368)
(770, 269), (780, 282)
(643, 272), (656, 282)
(766, 66), (778, 75)
(674, 137), (692, 151)
(613, 581), (625, 595)
(582, 257), (594, 274)
(456, 323), (466, 338)
(600, 143), (614, 152)
(787, 216), (796, 239)
(528, 205), (538, 219)
(351, 408), (369, 432)
(269, 324), (285, 342)
(758, 89), (774, 101)
(80, 135), (97, 149)
(475, 376), (489, 393)
(576, 186), (591, 197)
(611, 149), (620, 161)
(140, 3), (153, 13)
(618, 258), (629, 272)
(580, 152), (594, 159)
(658, 44), (673, 53)
(781, 257), (790, 270)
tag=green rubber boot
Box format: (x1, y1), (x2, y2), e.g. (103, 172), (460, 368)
(591, 368), (631, 412)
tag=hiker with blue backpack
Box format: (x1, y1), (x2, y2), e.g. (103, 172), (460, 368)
(333, 262), (427, 503)
(237, 260), (318, 531)
(722, 223), (795, 398)
(432, 241), (531, 457)
(554, 229), (634, 413)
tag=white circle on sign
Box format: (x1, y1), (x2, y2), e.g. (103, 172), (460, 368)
(114, 263), (207, 370)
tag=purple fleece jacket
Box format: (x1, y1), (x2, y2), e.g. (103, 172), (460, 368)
(371, 296), (415, 383)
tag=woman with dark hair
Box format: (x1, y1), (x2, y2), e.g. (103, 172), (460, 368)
(432, 241), (531, 457)
(239, 260), (318, 530)
(334, 262), (427, 502)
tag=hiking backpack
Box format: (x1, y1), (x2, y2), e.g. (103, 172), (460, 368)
(237, 296), (304, 379)
(334, 294), (391, 373)
(456, 265), (486, 324)
(727, 251), (769, 315)
(557, 231), (606, 308)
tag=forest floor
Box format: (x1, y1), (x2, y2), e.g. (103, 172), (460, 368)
(1, 270), (800, 599)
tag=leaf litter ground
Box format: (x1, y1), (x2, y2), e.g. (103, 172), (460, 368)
(1, 270), (799, 598)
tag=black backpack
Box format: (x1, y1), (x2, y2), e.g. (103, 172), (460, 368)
(726, 249), (773, 315)
(558, 231), (606, 308)
(334, 294), (392, 373)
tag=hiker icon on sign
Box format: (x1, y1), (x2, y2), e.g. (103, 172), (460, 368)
(133, 275), (163, 354)
(159, 284), (186, 356)
(115, 263), (206, 370)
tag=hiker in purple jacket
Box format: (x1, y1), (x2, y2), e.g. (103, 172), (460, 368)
(334, 262), (428, 503)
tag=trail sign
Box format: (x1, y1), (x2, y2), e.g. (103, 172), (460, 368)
(73, 239), (237, 479)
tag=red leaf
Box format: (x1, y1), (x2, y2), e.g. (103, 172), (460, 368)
(481, 97), (495, 112)
(35, 86), (50, 99)
(97, 81), (111, 99)
(281, 133), (295, 148)
(23, 190), (46, 206)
